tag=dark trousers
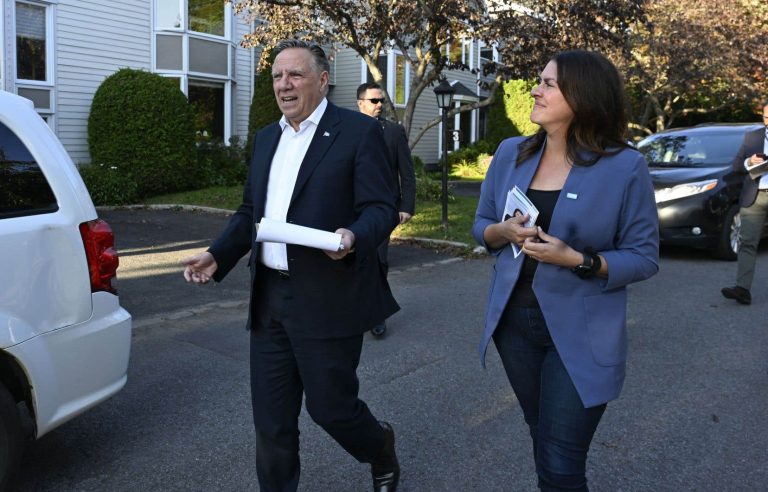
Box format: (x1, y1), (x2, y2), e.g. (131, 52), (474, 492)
(493, 306), (606, 492)
(250, 266), (385, 492)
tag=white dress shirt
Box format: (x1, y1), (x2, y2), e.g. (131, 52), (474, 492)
(743, 128), (768, 190)
(260, 98), (328, 270)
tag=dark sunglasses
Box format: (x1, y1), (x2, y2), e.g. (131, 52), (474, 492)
(359, 98), (385, 104)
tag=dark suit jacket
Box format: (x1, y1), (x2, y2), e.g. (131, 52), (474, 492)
(379, 119), (416, 215)
(208, 102), (400, 338)
(733, 127), (767, 208)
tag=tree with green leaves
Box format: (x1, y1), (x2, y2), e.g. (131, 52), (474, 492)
(230, 0), (644, 148)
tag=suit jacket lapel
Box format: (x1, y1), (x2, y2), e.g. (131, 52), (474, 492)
(289, 103), (341, 206)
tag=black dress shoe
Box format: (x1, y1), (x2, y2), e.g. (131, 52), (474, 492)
(721, 286), (751, 305)
(371, 322), (387, 338)
(371, 422), (399, 492)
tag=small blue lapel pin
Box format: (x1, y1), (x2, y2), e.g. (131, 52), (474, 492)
(566, 192), (578, 200)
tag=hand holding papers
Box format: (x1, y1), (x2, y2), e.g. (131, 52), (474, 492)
(747, 154), (768, 180)
(256, 217), (343, 252)
(504, 186), (539, 258)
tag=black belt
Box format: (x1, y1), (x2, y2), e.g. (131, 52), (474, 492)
(257, 263), (290, 278)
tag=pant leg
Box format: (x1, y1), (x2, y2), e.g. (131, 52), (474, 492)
(292, 333), (386, 463)
(492, 307), (548, 461)
(378, 237), (390, 275)
(249, 270), (304, 492)
(536, 349), (606, 492)
(737, 191), (768, 290)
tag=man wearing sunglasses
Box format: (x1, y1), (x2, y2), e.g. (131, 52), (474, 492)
(356, 82), (416, 338)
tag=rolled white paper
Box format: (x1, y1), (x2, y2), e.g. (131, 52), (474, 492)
(255, 217), (343, 251)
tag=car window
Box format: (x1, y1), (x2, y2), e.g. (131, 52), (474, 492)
(638, 132), (745, 168)
(0, 122), (58, 219)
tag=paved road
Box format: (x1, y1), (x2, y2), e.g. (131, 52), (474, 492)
(11, 209), (768, 491)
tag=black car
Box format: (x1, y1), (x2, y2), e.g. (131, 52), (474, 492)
(637, 123), (768, 260)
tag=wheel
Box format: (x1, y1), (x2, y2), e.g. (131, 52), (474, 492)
(0, 383), (23, 492)
(714, 205), (740, 261)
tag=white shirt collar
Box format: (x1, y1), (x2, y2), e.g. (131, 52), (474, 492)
(278, 98), (328, 133)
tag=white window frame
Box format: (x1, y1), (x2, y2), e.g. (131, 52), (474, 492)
(14, 0), (55, 87)
(152, 0), (234, 143)
(154, 0), (231, 40)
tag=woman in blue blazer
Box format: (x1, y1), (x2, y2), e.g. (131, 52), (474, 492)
(473, 50), (659, 491)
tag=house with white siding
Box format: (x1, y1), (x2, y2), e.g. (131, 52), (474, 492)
(4, 0), (254, 164)
(3, 0), (496, 166)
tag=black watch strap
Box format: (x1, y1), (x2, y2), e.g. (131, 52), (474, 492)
(572, 248), (600, 279)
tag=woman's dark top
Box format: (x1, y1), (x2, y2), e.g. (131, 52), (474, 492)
(506, 188), (561, 308)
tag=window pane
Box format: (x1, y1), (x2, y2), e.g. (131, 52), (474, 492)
(366, 55), (387, 85)
(16, 2), (47, 81)
(449, 43), (462, 64)
(156, 34), (183, 70)
(188, 0), (224, 36)
(0, 122), (58, 218)
(17, 87), (51, 109)
(156, 0), (182, 29)
(394, 55), (406, 105)
(189, 37), (228, 75)
(188, 82), (225, 142)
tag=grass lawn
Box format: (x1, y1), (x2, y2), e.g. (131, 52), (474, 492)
(146, 186), (480, 246)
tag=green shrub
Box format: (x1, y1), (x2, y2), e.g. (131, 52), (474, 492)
(194, 136), (248, 187)
(485, 79), (538, 148)
(247, 50), (282, 162)
(88, 69), (196, 197)
(415, 166), (453, 202)
(79, 163), (139, 206)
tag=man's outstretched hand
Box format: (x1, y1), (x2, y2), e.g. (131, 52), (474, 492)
(181, 251), (218, 284)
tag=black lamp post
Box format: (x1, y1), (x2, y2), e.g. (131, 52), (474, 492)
(433, 79), (455, 229)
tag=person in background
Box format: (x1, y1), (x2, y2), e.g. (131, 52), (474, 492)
(357, 82), (416, 338)
(473, 50), (659, 491)
(181, 40), (401, 492)
(721, 102), (768, 305)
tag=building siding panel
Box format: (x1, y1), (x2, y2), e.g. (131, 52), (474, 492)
(56, 0), (151, 162)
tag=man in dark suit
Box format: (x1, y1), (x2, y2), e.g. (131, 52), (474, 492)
(356, 82), (416, 337)
(181, 40), (401, 492)
(722, 102), (768, 305)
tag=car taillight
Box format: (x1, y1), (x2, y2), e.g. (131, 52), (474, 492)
(79, 219), (119, 294)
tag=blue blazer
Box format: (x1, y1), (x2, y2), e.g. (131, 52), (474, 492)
(473, 137), (660, 407)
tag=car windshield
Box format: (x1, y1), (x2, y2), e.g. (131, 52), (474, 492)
(638, 132), (745, 168)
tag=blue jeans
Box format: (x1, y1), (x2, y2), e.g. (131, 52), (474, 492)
(493, 306), (606, 491)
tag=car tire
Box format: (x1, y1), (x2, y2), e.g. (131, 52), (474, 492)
(0, 382), (23, 491)
(714, 205), (740, 261)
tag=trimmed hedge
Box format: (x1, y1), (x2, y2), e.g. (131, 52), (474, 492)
(247, 50), (282, 161)
(485, 79), (538, 148)
(88, 68), (196, 197)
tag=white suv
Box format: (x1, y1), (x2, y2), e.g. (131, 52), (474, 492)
(0, 91), (132, 488)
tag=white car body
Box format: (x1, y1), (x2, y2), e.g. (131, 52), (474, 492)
(0, 90), (131, 443)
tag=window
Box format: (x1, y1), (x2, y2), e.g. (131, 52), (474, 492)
(155, 0), (227, 38)
(188, 0), (224, 36)
(189, 81), (225, 142)
(153, 0), (232, 142)
(0, 121), (57, 219)
(156, 0), (182, 30)
(16, 1), (48, 82)
(394, 54), (406, 105)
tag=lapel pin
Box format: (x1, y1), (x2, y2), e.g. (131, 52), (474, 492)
(323, 131), (330, 137)
(566, 192), (578, 200)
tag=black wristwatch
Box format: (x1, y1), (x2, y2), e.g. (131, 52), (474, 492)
(572, 248), (601, 279)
